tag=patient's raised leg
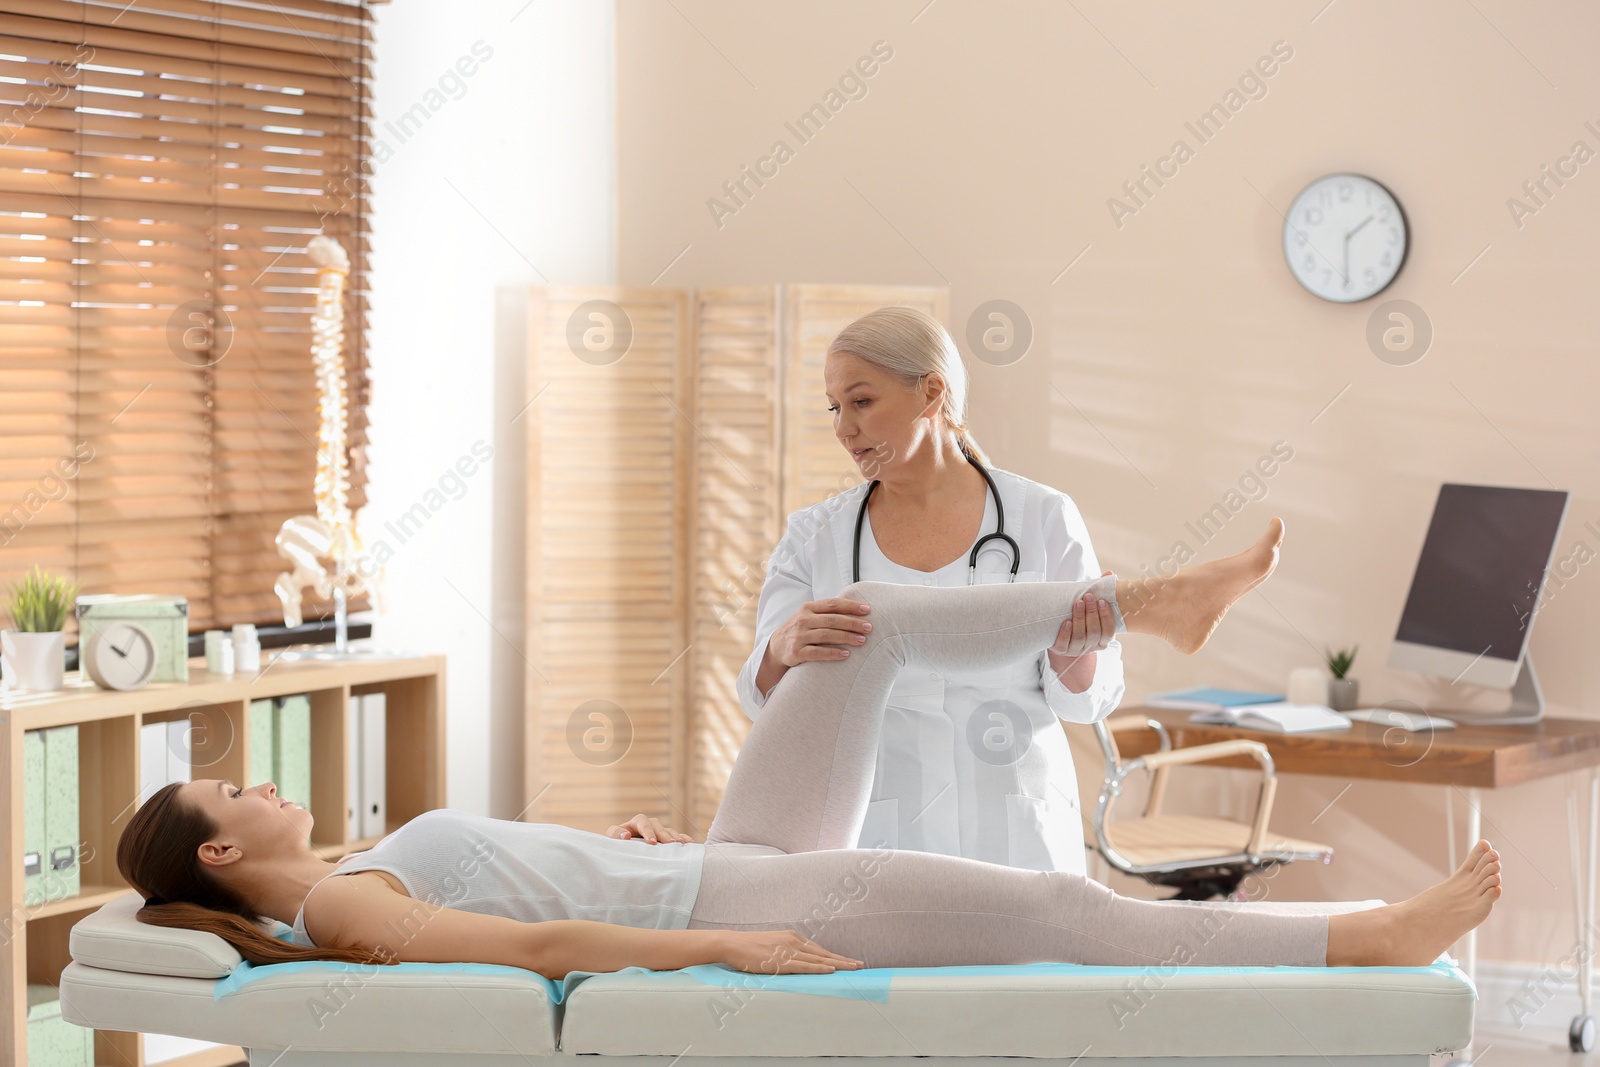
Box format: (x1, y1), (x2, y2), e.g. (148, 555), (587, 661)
(707, 518), (1285, 854)
(1116, 515), (1284, 653)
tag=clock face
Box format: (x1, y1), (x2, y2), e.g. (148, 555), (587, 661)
(86, 622), (157, 691)
(1283, 174), (1407, 302)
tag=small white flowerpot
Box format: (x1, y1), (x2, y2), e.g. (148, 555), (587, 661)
(1, 630), (66, 692)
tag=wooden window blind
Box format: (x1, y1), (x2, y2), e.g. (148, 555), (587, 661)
(0, 0), (373, 633)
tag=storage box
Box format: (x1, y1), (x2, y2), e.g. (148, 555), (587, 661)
(27, 983), (93, 1066)
(75, 594), (189, 683)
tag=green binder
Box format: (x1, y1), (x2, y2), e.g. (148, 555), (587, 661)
(23, 730), (45, 906)
(274, 695), (312, 812)
(43, 725), (79, 901)
(248, 698), (276, 792)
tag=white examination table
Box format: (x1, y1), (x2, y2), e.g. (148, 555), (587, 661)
(58, 893), (1475, 1066)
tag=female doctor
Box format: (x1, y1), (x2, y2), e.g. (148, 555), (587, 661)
(736, 306), (1124, 876)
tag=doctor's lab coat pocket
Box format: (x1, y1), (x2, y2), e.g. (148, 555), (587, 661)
(857, 797), (899, 851)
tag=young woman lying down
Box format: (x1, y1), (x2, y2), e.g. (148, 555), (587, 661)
(119, 517), (1501, 979)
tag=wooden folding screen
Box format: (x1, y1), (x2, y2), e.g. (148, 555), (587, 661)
(524, 287), (691, 831)
(525, 284), (948, 831)
(687, 285), (949, 829)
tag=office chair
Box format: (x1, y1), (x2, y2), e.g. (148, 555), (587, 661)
(1066, 717), (1334, 900)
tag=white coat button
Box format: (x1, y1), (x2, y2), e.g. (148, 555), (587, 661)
(922, 577), (932, 586)
(929, 671), (939, 680)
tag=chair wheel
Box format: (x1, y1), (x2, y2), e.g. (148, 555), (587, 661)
(1571, 1013), (1596, 1052)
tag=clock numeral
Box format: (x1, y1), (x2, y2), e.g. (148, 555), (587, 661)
(1364, 267), (1377, 286)
(1304, 207), (1323, 225)
(1381, 252), (1393, 267)
(1338, 181), (1353, 201)
(1304, 254), (1316, 270)
(1386, 226), (1400, 246)
(1379, 203), (1391, 220)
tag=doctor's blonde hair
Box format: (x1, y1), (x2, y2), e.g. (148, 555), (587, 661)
(828, 306), (990, 466)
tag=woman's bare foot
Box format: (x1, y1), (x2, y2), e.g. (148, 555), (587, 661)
(1325, 841), (1502, 966)
(1115, 517), (1285, 654)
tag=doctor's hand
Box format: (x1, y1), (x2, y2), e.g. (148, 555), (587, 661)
(767, 597), (873, 667)
(1050, 571), (1116, 661)
(605, 814), (694, 844)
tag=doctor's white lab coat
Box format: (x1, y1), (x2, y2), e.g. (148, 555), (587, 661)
(735, 467), (1125, 875)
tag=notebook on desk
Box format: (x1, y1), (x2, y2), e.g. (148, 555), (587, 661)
(1147, 687), (1285, 712)
(1188, 701), (1353, 734)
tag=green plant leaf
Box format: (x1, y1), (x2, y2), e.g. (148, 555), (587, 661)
(3, 565), (79, 633)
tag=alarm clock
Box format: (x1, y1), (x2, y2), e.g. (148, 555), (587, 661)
(82, 621), (158, 691)
(1282, 173), (1408, 302)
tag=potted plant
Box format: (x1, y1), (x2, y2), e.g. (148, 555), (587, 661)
(1324, 645), (1359, 711)
(1, 566), (79, 692)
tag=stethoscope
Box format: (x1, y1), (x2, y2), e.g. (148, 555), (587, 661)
(852, 453), (1021, 584)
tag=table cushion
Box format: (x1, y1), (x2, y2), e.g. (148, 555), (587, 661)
(560, 959), (1475, 1058)
(58, 957), (561, 1057)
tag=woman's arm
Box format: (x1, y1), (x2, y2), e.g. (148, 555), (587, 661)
(317, 876), (858, 978)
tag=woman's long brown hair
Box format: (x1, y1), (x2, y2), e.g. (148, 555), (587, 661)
(116, 781), (395, 967)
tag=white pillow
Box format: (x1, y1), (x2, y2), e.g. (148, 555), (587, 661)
(69, 892), (269, 979)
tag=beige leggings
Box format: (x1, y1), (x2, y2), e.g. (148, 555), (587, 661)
(692, 578), (1328, 968)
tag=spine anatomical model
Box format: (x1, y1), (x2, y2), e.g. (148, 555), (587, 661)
(272, 235), (378, 636)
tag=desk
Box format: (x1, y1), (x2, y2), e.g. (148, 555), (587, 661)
(1111, 705), (1600, 1052)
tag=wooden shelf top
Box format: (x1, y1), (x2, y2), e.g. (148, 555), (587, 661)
(1113, 705), (1600, 789)
(1, 651), (444, 730)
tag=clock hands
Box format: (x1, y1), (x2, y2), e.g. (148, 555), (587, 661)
(1341, 214), (1375, 287)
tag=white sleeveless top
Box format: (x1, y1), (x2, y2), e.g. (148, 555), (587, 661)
(289, 809), (706, 948)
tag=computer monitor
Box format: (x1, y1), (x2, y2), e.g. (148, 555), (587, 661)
(1388, 482), (1569, 722)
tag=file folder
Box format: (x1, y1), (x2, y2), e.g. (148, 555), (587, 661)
(360, 693), (387, 840)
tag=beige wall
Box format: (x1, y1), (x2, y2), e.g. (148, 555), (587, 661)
(616, 0), (1600, 965)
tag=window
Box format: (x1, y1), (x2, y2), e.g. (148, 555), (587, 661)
(0, 0), (373, 633)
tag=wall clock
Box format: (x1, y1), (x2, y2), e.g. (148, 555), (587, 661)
(1283, 173), (1407, 302)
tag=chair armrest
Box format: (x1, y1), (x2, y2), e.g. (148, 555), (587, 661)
(1127, 739), (1279, 855)
(1106, 716), (1172, 751)
(1137, 738), (1272, 771)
